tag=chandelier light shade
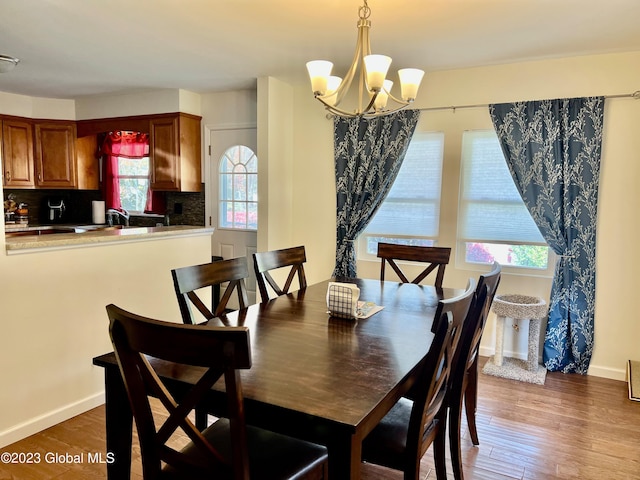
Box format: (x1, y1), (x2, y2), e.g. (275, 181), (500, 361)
(306, 0), (424, 118)
(0, 55), (20, 74)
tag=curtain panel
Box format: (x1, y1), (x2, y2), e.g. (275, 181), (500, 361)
(489, 97), (604, 374)
(333, 109), (420, 278)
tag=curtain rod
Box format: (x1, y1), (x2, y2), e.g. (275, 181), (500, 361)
(417, 90), (640, 113)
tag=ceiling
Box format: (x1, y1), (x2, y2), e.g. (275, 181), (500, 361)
(1, 0), (639, 100)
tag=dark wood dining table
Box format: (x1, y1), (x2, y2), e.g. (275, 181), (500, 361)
(93, 277), (460, 479)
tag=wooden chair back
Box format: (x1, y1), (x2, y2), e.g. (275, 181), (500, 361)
(464, 261), (502, 372)
(362, 278), (476, 479)
(448, 261), (501, 480)
(106, 303), (252, 479)
(172, 257), (249, 324)
(377, 242), (451, 289)
(253, 246), (307, 303)
(411, 279), (475, 467)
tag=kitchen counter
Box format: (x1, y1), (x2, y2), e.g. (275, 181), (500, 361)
(4, 225), (214, 254)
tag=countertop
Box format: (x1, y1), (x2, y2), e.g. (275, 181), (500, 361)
(4, 224), (214, 254)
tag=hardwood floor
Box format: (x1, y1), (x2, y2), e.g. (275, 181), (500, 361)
(1, 357), (639, 479)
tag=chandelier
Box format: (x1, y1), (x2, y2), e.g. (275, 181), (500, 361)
(0, 55), (20, 74)
(306, 0), (424, 118)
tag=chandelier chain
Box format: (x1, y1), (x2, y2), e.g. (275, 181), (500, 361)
(359, 0), (371, 20)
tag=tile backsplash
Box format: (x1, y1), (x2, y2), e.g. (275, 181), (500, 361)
(4, 186), (205, 226)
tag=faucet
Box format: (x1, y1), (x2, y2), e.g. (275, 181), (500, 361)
(106, 208), (130, 226)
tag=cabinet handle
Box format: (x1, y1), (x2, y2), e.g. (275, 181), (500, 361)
(5, 171), (10, 182)
(38, 173), (42, 182)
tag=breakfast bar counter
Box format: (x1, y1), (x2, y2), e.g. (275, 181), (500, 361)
(4, 225), (214, 254)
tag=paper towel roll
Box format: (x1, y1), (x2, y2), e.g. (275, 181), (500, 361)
(92, 201), (106, 224)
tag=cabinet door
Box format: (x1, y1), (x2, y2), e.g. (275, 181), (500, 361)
(150, 117), (180, 191)
(75, 135), (100, 190)
(2, 120), (35, 188)
(177, 114), (202, 192)
(35, 122), (77, 188)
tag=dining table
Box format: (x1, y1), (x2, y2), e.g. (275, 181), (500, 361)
(93, 277), (461, 479)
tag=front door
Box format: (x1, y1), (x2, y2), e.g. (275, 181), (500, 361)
(208, 127), (258, 305)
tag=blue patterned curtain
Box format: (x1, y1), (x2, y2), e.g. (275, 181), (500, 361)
(333, 109), (420, 277)
(489, 97), (604, 374)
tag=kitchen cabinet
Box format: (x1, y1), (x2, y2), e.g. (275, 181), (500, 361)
(34, 121), (77, 189)
(150, 113), (201, 192)
(75, 135), (99, 190)
(2, 119), (35, 188)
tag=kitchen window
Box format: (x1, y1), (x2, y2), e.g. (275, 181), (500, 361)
(117, 156), (150, 213)
(102, 131), (164, 214)
(359, 131), (444, 258)
(457, 130), (553, 273)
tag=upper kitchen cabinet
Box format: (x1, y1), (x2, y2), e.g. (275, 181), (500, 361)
(76, 112), (202, 193)
(74, 135), (100, 190)
(150, 113), (201, 192)
(34, 121), (77, 189)
(2, 119), (35, 188)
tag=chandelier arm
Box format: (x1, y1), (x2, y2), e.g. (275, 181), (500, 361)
(316, 97), (367, 118)
(333, 40), (361, 107)
(358, 19), (373, 113)
(317, 92), (390, 118)
(335, 18), (370, 109)
(385, 91), (411, 107)
(361, 102), (413, 119)
(363, 91), (379, 115)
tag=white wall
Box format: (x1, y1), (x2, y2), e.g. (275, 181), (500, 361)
(0, 91), (212, 448)
(0, 236), (212, 448)
(256, 77), (295, 253)
(75, 88), (201, 120)
(288, 51), (640, 380)
(0, 91), (75, 119)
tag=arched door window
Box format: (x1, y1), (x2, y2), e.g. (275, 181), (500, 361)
(218, 145), (258, 230)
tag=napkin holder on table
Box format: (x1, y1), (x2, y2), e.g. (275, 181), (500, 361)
(326, 282), (360, 320)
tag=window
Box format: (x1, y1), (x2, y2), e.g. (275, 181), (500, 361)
(102, 131), (152, 213)
(218, 145), (258, 230)
(458, 130), (551, 271)
(118, 156), (150, 213)
(359, 132), (444, 257)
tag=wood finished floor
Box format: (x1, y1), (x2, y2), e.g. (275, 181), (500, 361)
(1, 357), (639, 480)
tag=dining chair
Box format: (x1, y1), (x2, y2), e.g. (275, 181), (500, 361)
(377, 242), (452, 289)
(449, 261), (502, 480)
(171, 256), (249, 324)
(361, 278), (476, 480)
(252, 245), (307, 303)
(106, 303), (329, 480)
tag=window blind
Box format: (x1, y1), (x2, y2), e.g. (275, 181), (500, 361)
(364, 131), (444, 238)
(458, 130), (544, 244)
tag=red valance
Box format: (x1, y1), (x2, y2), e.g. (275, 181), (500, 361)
(102, 131), (150, 158)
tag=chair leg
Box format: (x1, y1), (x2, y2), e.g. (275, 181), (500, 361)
(433, 412), (448, 480)
(449, 389), (465, 480)
(464, 359), (480, 446)
(195, 407), (208, 430)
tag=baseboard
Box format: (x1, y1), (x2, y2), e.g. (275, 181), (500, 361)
(628, 360), (640, 401)
(587, 364), (626, 382)
(479, 346), (627, 381)
(0, 392), (105, 449)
